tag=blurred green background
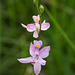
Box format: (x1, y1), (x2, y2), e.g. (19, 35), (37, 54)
(0, 0), (75, 75)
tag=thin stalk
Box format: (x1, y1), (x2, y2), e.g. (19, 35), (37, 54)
(0, 3), (2, 72)
(38, 15), (41, 40)
(36, 5), (42, 40)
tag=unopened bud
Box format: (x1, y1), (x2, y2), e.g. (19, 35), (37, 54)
(33, 0), (38, 8)
(39, 5), (44, 16)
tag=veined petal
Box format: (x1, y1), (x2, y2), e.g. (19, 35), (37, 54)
(41, 20), (50, 30)
(34, 40), (42, 48)
(32, 15), (40, 23)
(21, 23), (27, 28)
(30, 43), (35, 57)
(39, 46), (50, 58)
(33, 30), (38, 38)
(27, 24), (36, 32)
(34, 62), (41, 75)
(17, 57), (32, 63)
(38, 58), (46, 66)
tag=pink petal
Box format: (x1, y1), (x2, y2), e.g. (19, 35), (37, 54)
(35, 50), (39, 56)
(39, 46), (50, 58)
(17, 57), (32, 63)
(33, 30), (38, 38)
(32, 15), (40, 23)
(38, 58), (46, 66)
(34, 40), (42, 48)
(32, 16), (36, 22)
(27, 24), (36, 32)
(30, 43), (35, 56)
(35, 23), (40, 29)
(41, 20), (50, 30)
(21, 23), (27, 28)
(34, 62), (41, 75)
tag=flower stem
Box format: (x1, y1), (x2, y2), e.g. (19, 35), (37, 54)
(35, 1), (42, 40)
(37, 8), (42, 40)
(38, 15), (41, 40)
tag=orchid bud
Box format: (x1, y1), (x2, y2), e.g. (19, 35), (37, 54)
(33, 0), (38, 8)
(39, 5), (44, 16)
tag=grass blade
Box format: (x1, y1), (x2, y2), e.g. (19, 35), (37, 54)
(0, 3), (2, 73)
(45, 7), (75, 51)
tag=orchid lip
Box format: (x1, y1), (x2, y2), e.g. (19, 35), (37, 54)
(35, 18), (39, 22)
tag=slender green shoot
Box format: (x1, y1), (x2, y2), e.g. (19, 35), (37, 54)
(45, 7), (75, 51)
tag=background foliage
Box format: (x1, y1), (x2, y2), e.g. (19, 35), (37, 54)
(0, 0), (75, 75)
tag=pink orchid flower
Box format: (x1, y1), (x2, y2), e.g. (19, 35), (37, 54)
(18, 40), (50, 75)
(21, 15), (50, 38)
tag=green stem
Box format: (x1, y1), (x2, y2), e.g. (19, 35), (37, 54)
(38, 15), (41, 40)
(36, 3), (42, 40)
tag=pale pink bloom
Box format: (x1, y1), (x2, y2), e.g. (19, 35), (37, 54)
(18, 41), (50, 75)
(21, 23), (40, 38)
(21, 15), (50, 38)
(32, 15), (40, 23)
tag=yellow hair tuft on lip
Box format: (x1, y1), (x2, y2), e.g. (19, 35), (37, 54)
(35, 18), (39, 22)
(35, 44), (39, 47)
